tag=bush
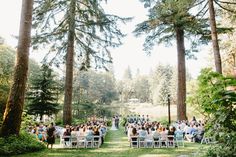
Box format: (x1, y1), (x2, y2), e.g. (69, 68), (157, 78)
(107, 119), (112, 127)
(55, 119), (63, 126)
(0, 131), (46, 156)
(203, 144), (236, 157)
(121, 117), (127, 127)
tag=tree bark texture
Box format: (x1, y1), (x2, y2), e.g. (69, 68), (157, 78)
(63, 0), (76, 125)
(208, 0), (222, 74)
(176, 27), (187, 121)
(0, 0), (33, 136)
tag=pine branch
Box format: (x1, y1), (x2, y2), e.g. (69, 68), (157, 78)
(195, 1), (209, 18)
(214, 0), (236, 13)
(217, 0), (236, 5)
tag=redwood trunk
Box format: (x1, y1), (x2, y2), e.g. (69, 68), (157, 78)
(0, 0), (33, 136)
(208, 0), (222, 74)
(176, 27), (187, 121)
(63, 0), (76, 125)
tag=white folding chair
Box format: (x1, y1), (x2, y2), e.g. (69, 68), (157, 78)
(167, 135), (175, 148)
(70, 135), (78, 148)
(145, 138), (153, 148)
(93, 135), (101, 148)
(77, 136), (86, 148)
(63, 136), (71, 148)
(138, 137), (147, 148)
(201, 134), (215, 145)
(85, 136), (94, 148)
(130, 136), (139, 148)
(159, 136), (167, 148)
(175, 134), (184, 147)
(153, 137), (161, 148)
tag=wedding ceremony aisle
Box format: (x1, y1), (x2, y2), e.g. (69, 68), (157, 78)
(14, 127), (205, 157)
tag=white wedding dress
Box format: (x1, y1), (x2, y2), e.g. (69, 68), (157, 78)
(110, 118), (117, 130)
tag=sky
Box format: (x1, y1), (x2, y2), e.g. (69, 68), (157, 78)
(0, 0), (210, 79)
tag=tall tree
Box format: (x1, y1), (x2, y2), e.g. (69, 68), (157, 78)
(63, 0), (76, 126)
(150, 64), (175, 105)
(195, 0), (236, 73)
(32, 0), (127, 125)
(208, 0), (222, 73)
(123, 66), (132, 80)
(0, 0), (34, 136)
(134, 0), (209, 120)
(26, 64), (60, 120)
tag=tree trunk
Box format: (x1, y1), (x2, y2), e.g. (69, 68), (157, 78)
(175, 27), (187, 121)
(208, 0), (222, 74)
(0, 0), (33, 137)
(63, 0), (76, 125)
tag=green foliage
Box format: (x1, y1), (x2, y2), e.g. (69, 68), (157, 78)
(26, 64), (61, 119)
(106, 119), (112, 127)
(0, 44), (15, 120)
(133, 76), (150, 103)
(0, 41), (41, 122)
(32, 0), (130, 69)
(203, 143), (236, 157)
(121, 117), (127, 127)
(21, 111), (35, 130)
(188, 68), (236, 157)
(0, 131), (45, 156)
(150, 64), (177, 105)
(72, 70), (118, 120)
(134, 0), (209, 55)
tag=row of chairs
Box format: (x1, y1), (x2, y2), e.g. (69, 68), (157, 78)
(130, 135), (184, 148)
(60, 135), (103, 148)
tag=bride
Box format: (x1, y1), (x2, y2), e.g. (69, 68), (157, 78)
(110, 116), (117, 130)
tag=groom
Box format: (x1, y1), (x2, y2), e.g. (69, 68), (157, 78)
(115, 115), (119, 129)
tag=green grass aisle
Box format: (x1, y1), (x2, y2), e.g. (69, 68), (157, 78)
(14, 127), (206, 157)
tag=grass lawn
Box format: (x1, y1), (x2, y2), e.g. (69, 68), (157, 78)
(14, 127), (207, 157)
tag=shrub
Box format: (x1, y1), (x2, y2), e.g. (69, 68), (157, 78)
(203, 144), (236, 157)
(121, 117), (127, 127)
(0, 131), (46, 156)
(107, 119), (112, 127)
(188, 69), (236, 157)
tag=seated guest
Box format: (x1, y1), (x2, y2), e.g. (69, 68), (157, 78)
(93, 127), (100, 141)
(175, 126), (184, 137)
(146, 127), (153, 147)
(160, 127), (167, 141)
(153, 128), (161, 140)
(85, 126), (94, 141)
(63, 126), (71, 145)
(138, 126), (147, 141)
(131, 127), (138, 136)
(167, 126), (175, 143)
(130, 127), (138, 146)
(128, 125), (134, 141)
(185, 125), (197, 142)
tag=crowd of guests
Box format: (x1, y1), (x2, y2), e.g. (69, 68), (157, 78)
(28, 122), (55, 148)
(61, 120), (107, 146)
(28, 120), (108, 148)
(125, 115), (206, 145)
